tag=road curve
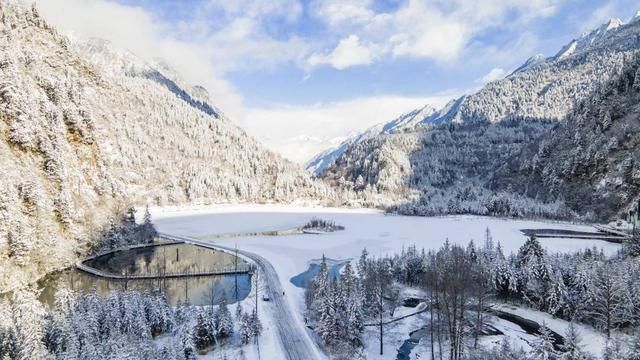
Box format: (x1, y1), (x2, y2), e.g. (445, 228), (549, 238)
(158, 233), (326, 360)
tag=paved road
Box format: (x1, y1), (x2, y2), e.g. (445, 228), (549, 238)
(159, 233), (326, 360)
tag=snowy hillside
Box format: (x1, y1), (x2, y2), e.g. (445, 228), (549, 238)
(0, 3), (337, 291)
(313, 14), (640, 220)
(311, 15), (640, 176)
(492, 56), (640, 220)
(306, 104), (439, 175)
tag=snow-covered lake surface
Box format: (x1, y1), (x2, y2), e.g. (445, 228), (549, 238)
(152, 205), (620, 359)
(153, 205), (619, 257)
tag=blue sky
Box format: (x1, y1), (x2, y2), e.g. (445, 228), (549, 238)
(37, 0), (639, 162)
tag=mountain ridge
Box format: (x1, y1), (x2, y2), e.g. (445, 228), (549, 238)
(312, 12), (640, 220)
(0, 2), (338, 291)
(307, 13), (640, 176)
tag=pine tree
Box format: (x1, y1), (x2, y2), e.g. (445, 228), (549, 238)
(602, 336), (625, 360)
(239, 312), (252, 345)
(0, 300), (17, 360)
(633, 66), (640, 91)
(214, 296), (233, 339)
(10, 287), (50, 360)
(7, 222), (32, 267)
(559, 322), (588, 360)
(585, 262), (628, 338)
(529, 322), (559, 360)
(517, 236), (550, 309)
(345, 287), (364, 347)
(193, 309), (215, 351)
(627, 332), (640, 360)
(548, 269), (569, 317)
(317, 282), (340, 347)
(141, 206), (157, 243)
(249, 309), (262, 339)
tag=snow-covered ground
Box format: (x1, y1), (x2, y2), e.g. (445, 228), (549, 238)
(152, 205), (621, 359)
(491, 303), (609, 357)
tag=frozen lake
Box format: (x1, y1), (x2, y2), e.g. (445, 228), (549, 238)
(152, 205), (620, 257)
(152, 205), (620, 317)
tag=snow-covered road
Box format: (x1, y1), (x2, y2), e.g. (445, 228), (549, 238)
(160, 232), (326, 360)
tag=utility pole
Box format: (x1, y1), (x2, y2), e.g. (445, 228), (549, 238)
(255, 270), (258, 316)
(235, 243), (239, 302)
(379, 279), (384, 355)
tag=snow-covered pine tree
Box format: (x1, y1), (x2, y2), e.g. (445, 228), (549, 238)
(317, 282), (340, 347)
(529, 322), (559, 360)
(249, 309), (262, 340)
(10, 287), (50, 360)
(239, 311), (252, 345)
(585, 262), (628, 338)
(548, 269), (569, 318)
(627, 331), (640, 360)
(7, 223), (32, 267)
(193, 308), (215, 351)
(0, 300), (17, 360)
(559, 322), (588, 360)
(602, 336), (626, 360)
(517, 235), (551, 309)
(214, 296), (233, 339)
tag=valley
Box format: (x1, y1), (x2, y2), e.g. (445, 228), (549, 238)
(2, 1), (640, 359)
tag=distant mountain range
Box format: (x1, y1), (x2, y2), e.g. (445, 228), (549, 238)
(309, 13), (640, 176)
(311, 12), (640, 221)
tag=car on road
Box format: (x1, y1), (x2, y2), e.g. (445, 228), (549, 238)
(262, 294), (270, 301)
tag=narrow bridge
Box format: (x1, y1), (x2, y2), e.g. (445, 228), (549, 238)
(76, 261), (253, 280)
(521, 227), (630, 243)
(76, 235), (253, 279)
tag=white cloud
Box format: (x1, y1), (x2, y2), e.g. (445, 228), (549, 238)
(205, 0), (303, 22)
(308, 35), (376, 69)
(309, 0), (567, 66)
(33, 0), (239, 120)
(241, 94), (455, 163)
(579, 1), (618, 32)
(33, 0), (311, 123)
(476, 68), (507, 84)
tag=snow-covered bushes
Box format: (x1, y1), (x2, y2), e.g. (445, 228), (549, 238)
(302, 217), (345, 232)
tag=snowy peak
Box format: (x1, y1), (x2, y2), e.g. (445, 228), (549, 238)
(76, 38), (221, 118)
(381, 104), (437, 134)
(555, 18), (623, 60)
(511, 54), (546, 74)
(305, 103), (440, 175)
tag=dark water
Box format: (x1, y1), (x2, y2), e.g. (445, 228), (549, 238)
(85, 243), (241, 276)
(290, 259), (349, 289)
(397, 328), (427, 360)
(36, 244), (251, 306)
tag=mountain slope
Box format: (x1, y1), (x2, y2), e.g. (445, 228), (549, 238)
(308, 17), (639, 175)
(0, 3), (336, 290)
(314, 14), (640, 219)
(491, 56), (640, 220)
(306, 104), (437, 175)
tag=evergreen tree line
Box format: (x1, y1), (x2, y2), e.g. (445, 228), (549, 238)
(0, 286), (262, 359)
(305, 231), (640, 359)
(90, 207), (157, 254)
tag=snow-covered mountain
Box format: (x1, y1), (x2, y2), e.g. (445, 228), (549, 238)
(0, 3), (337, 291)
(309, 14), (640, 177)
(491, 56), (640, 220)
(306, 104), (439, 175)
(555, 18), (623, 60)
(313, 13), (640, 219)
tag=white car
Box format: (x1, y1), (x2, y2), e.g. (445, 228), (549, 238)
(262, 294), (270, 301)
